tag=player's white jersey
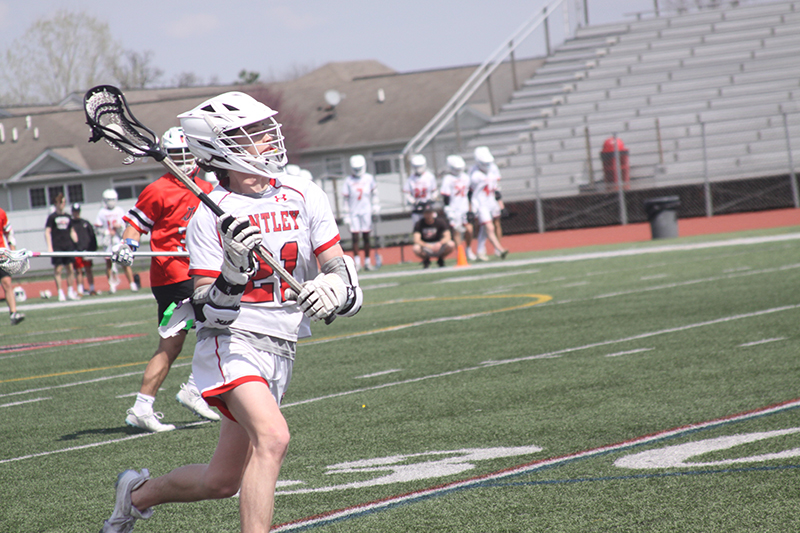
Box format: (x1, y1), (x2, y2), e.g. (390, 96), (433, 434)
(95, 206), (126, 249)
(343, 173), (377, 216)
(440, 171), (471, 217)
(403, 171), (438, 205)
(469, 163), (501, 212)
(187, 176), (340, 342)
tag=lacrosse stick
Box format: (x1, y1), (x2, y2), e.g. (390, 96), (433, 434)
(83, 85), (336, 322)
(0, 249), (188, 276)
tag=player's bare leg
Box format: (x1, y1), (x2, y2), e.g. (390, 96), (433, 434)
(2, 275), (16, 314)
(352, 232), (362, 271)
(129, 416), (252, 509)
(362, 232), (373, 270)
(85, 265), (97, 295)
(139, 332), (187, 397)
(53, 264), (65, 301)
(483, 220), (508, 259)
(225, 382), (290, 532)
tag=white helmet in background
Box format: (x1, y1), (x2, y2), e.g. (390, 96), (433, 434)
(102, 189), (118, 209)
(350, 154), (366, 177)
(410, 154), (427, 175)
(446, 155), (466, 175)
(285, 164), (301, 176)
(474, 146), (494, 171)
(161, 126), (196, 173)
(13, 286), (26, 302)
(178, 91), (288, 181)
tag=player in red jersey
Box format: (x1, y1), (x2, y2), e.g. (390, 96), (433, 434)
(112, 127), (220, 432)
(0, 207), (24, 325)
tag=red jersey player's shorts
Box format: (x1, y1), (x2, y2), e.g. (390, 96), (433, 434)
(74, 257), (93, 269)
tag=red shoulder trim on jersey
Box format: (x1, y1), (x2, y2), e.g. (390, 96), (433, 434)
(280, 184), (305, 201)
(314, 234), (341, 256)
(188, 268), (221, 278)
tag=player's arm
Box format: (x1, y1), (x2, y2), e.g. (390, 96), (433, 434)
(3, 223), (16, 250)
(111, 225), (144, 266)
(44, 225), (53, 252)
(192, 215), (261, 328)
(286, 243), (363, 321)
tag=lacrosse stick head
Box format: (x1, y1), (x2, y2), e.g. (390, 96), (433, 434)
(84, 85), (165, 163)
(0, 249), (30, 276)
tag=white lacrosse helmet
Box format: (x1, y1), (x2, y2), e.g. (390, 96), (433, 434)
(474, 146), (494, 171)
(102, 189), (118, 209)
(13, 286), (26, 302)
(446, 155), (466, 174)
(178, 91), (287, 181)
(285, 164), (301, 176)
(350, 154), (366, 176)
(161, 126), (196, 173)
(411, 154), (427, 175)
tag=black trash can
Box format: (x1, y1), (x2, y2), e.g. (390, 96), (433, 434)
(643, 196), (680, 239)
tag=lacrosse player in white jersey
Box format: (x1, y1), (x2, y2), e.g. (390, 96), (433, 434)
(440, 155), (476, 261)
(403, 153), (438, 227)
(101, 92), (363, 533)
(95, 189), (138, 292)
(469, 146), (508, 261)
(343, 154), (380, 271)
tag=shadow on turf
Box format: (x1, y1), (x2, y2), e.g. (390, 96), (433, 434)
(58, 423), (205, 441)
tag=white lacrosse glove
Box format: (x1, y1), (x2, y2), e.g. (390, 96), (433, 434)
(217, 214), (261, 285)
(285, 273), (347, 322)
(110, 240), (136, 266)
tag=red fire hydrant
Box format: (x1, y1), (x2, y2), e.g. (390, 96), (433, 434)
(601, 137), (630, 189)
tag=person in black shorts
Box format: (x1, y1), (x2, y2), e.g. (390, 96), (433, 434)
(412, 200), (455, 268)
(69, 203), (98, 296)
(44, 193), (79, 301)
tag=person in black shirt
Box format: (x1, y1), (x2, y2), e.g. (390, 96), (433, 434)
(69, 203), (98, 296)
(44, 193), (79, 301)
(412, 201), (455, 268)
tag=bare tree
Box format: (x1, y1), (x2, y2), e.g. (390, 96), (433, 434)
(114, 50), (164, 90)
(0, 10), (121, 105)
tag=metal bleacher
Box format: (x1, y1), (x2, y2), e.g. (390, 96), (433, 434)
(469, 0), (800, 202)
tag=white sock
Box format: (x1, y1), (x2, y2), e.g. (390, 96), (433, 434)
(186, 373), (199, 393)
(477, 227), (488, 255)
(132, 393), (155, 417)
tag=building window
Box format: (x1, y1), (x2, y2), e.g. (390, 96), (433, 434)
(48, 185), (65, 204)
(29, 187), (47, 208)
(112, 177), (149, 201)
(67, 183), (84, 204)
(324, 156), (343, 179)
(373, 151), (400, 175)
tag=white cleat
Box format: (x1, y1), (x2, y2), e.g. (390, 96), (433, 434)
(130, 281), (139, 292)
(9, 312), (24, 326)
(100, 468), (153, 532)
(466, 248), (477, 261)
(125, 409), (175, 433)
(176, 383), (220, 421)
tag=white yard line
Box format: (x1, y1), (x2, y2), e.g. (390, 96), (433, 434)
(738, 337), (787, 347)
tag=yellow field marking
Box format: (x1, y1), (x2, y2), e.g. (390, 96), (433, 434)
(300, 293), (552, 345)
(3, 294), (551, 382)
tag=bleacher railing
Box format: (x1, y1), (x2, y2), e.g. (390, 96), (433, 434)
(400, 0), (569, 161)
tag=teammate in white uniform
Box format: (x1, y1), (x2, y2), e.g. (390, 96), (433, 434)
(95, 189), (138, 292)
(440, 155), (475, 261)
(469, 146), (508, 260)
(343, 154), (380, 271)
(403, 153), (438, 226)
(101, 92), (363, 533)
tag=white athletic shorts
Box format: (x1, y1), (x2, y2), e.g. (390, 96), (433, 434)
(474, 204), (501, 225)
(446, 209), (469, 233)
(193, 334), (293, 421)
(348, 212), (372, 234)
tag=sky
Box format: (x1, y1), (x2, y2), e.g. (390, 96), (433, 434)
(0, 0), (658, 88)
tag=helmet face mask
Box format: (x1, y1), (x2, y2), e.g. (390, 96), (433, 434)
(179, 92), (288, 182)
(350, 155), (366, 177)
(446, 155), (465, 175)
(410, 154), (426, 175)
(161, 126), (196, 174)
(102, 189), (118, 209)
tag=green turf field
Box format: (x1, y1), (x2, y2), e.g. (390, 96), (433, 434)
(2, 226), (800, 532)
